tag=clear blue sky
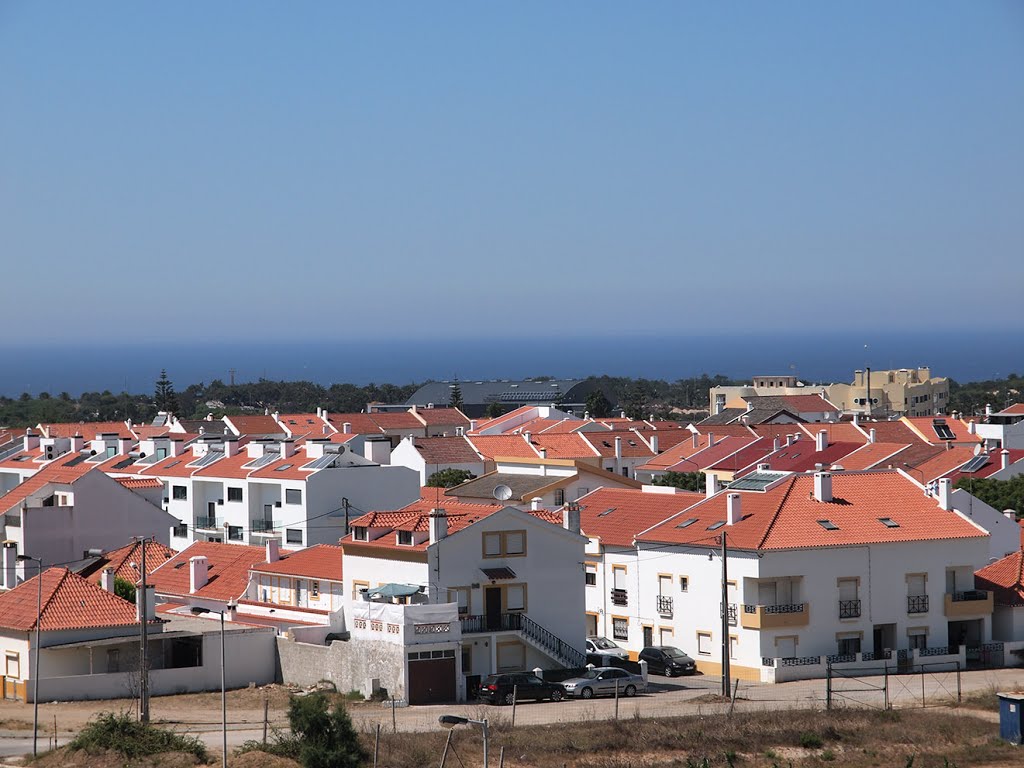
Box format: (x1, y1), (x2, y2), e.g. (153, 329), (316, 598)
(2, 2), (1021, 343)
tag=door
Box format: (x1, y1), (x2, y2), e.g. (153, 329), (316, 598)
(873, 623), (896, 654)
(407, 657), (456, 704)
(758, 581), (777, 606)
(642, 626), (654, 648)
(208, 501), (216, 518)
(485, 588), (502, 631)
(586, 614), (598, 637)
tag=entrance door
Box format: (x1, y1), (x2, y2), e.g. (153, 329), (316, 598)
(208, 501), (216, 518)
(485, 587), (502, 631)
(586, 614), (598, 637)
(407, 657), (456, 704)
(643, 626), (654, 647)
(873, 623), (896, 655)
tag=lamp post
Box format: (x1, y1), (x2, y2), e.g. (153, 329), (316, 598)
(438, 715), (489, 768)
(17, 555), (42, 757)
(192, 600), (237, 768)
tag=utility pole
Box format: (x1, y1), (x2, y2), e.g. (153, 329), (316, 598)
(343, 497), (350, 536)
(720, 531), (731, 697)
(135, 536), (152, 723)
(229, 369), (236, 387)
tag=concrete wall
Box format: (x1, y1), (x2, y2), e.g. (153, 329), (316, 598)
(276, 636), (407, 698)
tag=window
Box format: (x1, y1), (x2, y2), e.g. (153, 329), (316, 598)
(397, 530), (413, 546)
(612, 617), (628, 641)
(5, 652), (19, 679)
(679, 576), (689, 592)
(172, 485), (187, 500)
(697, 631), (712, 655)
(576, 487), (590, 499)
(352, 527), (368, 541)
(462, 644), (472, 673)
(227, 487), (243, 502)
(584, 563), (597, 586)
(285, 489), (302, 505)
(658, 574), (672, 596)
(553, 489), (565, 506)
(286, 529), (302, 544)
(496, 641), (525, 672)
(659, 626), (674, 645)
(228, 526), (243, 541)
(351, 580), (369, 600)
(482, 530), (527, 557)
(311, 581), (320, 599)
(909, 631), (928, 650)
(729, 635), (739, 660)
(172, 523), (188, 538)
(506, 584), (526, 612)
(837, 635), (861, 655)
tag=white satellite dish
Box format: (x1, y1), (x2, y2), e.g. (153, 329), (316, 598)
(493, 484), (513, 502)
(974, 444), (982, 456)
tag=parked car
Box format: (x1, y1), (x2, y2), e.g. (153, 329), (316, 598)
(478, 672), (565, 705)
(585, 636), (630, 659)
(560, 667), (647, 699)
(638, 646), (697, 677)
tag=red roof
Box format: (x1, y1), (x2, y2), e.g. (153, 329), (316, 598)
(911, 446), (977, 483)
(947, 450), (1024, 483)
(836, 442), (910, 471)
(691, 424), (757, 438)
(411, 407), (470, 427)
(468, 434), (541, 460)
(582, 431), (656, 459)
(856, 420), (925, 445)
(41, 421), (132, 439)
(325, 413), (385, 435)
(87, 540), (176, 584)
(904, 417), (981, 445)
(975, 551), (1024, 606)
(532, 433), (601, 460)
(577, 488), (704, 547)
(755, 441), (862, 474)
(745, 394), (839, 413)
(251, 544), (344, 580)
(150, 542), (276, 601)
(706, 438), (775, 473)
(0, 568), (140, 632)
(637, 470), (985, 551)
(115, 477), (163, 489)
(1000, 403), (1024, 415)
(411, 436), (483, 465)
(470, 406), (539, 434)
(277, 414), (334, 439)
(224, 415), (286, 437)
(0, 452), (96, 514)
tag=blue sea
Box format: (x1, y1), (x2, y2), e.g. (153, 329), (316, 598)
(0, 331), (1020, 397)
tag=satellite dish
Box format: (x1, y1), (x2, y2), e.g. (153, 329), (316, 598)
(974, 445), (982, 456)
(493, 484), (513, 502)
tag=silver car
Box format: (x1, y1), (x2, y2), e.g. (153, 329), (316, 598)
(560, 666), (647, 699)
(585, 636), (630, 660)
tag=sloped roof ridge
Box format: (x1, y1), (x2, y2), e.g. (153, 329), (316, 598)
(756, 476), (798, 550)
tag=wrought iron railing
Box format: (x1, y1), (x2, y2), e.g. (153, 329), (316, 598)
(611, 588), (628, 607)
(720, 602), (738, 626)
(656, 595), (673, 615)
(460, 612), (585, 667)
(743, 603), (805, 614)
(838, 599), (861, 619)
(907, 595), (929, 613)
(950, 590), (988, 602)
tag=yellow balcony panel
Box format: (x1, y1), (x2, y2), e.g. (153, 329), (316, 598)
(740, 603), (809, 630)
(943, 590), (993, 618)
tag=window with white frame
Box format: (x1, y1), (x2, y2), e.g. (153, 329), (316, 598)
(285, 489), (302, 505)
(679, 576), (689, 592)
(506, 584), (526, 612)
(697, 631), (712, 655)
(612, 617), (628, 641)
(584, 563), (597, 586)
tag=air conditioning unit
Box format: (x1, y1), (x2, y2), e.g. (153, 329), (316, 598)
(44, 445), (55, 459)
(274, 501), (282, 508)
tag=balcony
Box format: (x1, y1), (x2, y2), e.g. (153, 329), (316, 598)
(944, 590), (993, 618)
(838, 599), (861, 619)
(740, 603), (808, 630)
(656, 595), (673, 617)
(610, 588), (628, 607)
(907, 595), (929, 614)
(250, 519), (281, 536)
(720, 602), (738, 626)
(195, 516), (222, 531)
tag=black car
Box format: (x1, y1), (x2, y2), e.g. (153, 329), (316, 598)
(477, 672), (564, 705)
(638, 646), (697, 677)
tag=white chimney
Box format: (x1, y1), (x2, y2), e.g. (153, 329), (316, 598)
(746, 401), (754, 412)
(524, 431), (532, 445)
(279, 440), (295, 459)
(189, 556), (209, 593)
(118, 436), (133, 455)
(757, 462), (770, 471)
(530, 497), (542, 511)
(1005, 510), (1015, 520)
(364, 436), (391, 465)
(469, 420), (478, 432)
(869, 428), (877, 444)
(562, 504), (581, 534)
(816, 430), (828, 452)
(342, 422), (352, 434)
(169, 439), (183, 457)
(23, 431), (40, 452)
(321, 409), (329, 423)
(650, 435), (659, 454)
(813, 471), (833, 503)
(70, 434), (84, 452)
(968, 420), (976, 435)
(614, 437), (622, 459)
(937, 478), (952, 511)
(707, 432), (715, 447)
(136, 584), (155, 622)
(852, 412), (860, 427)
(100, 567), (116, 593)
(429, 509), (448, 544)
(772, 437), (781, 451)
(785, 434), (794, 447)
(1001, 449), (1011, 471)
(1, 542), (17, 590)
(692, 432), (699, 449)
(706, 473), (720, 497)
(266, 539), (280, 563)
(620, 410), (627, 419)
(985, 404), (993, 417)
(223, 437), (239, 458)
(316, 407), (322, 418)
(539, 448), (547, 459)
(727, 493), (742, 525)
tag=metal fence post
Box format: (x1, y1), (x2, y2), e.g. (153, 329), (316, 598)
(883, 663), (889, 710)
(511, 685), (518, 727)
(956, 661), (961, 704)
(825, 661), (832, 711)
(920, 667), (926, 708)
(614, 679), (619, 720)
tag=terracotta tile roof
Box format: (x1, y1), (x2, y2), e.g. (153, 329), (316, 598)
(0, 452), (96, 514)
(835, 442), (910, 471)
(276, 414), (334, 439)
(411, 436), (483, 465)
(946, 450), (1024, 483)
(882, 442), (945, 471)
(150, 542), (276, 601)
(532, 433), (601, 459)
(743, 394), (839, 414)
(251, 544), (344, 580)
(706, 438), (775, 473)
(131, 424), (173, 440)
(637, 470), (985, 551)
(467, 434), (541, 460)
(0, 568), (140, 632)
(582, 430), (657, 458)
(140, 451), (206, 478)
(512, 417), (572, 434)
(975, 551), (1024, 606)
(411, 407), (470, 427)
(538, 419), (601, 434)
(114, 477), (164, 489)
(576, 488), (704, 547)
(911, 446), (978, 483)
(637, 435), (755, 472)
(470, 406), (539, 434)
(0, 450), (39, 471)
(757, 441), (863, 474)
(224, 415), (287, 437)
(1000, 403), (1024, 415)
(324, 413), (385, 435)
(247, 449), (320, 480)
(903, 416), (981, 445)
(83, 540), (177, 584)
(369, 411), (424, 430)
(40, 421), (132, 439)
(691, 424), (757, 438)
(856, 420), (925, 445)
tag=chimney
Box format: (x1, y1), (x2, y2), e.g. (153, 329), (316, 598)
(1, 542), (16, 590)
(706, 473), (720, 497)
(649, 435), (659, 454)
(100, 567), (116, 593)
(136, 584), (155, 622)
(539, 447), (547, 459)
(746, 401), (754, 412)
(968, 420), (976, 435)
(707, 432), (715, 447)
(279, 440), (295, 458)
(469, 420), (478, 432)
(620, 410), (626, 419)
(316, 407), (322, 418)
(726, 493), (742, 525)
(1001, 449), (1011, 471)
(118, 436), (133, 455)
(321, 409), (329, 423)
(985, 404), (993, 418)
(813, 471), (833, 503)
(266, 539), (280, 563)
(23, 430), (40, 452)
(852, 412), (860, 427)
(364, 436), (391, 465)
(869, 428), (877, 444)
(524, 431), (532, 445)
(614, 437), (622, 459)
(692, 432), (699, 449)
(757, 462), (771, 471)
(223, 437), (239, 458)
(411, 404), (418, 413)
(562, 504), (581, 534)
(785, 434), (794, 447)
(772, 436), (781, 451)
(70, 434), (84, 452)
(342, 422), (352, 434)
(816, 430), (828, 452)
(937, 478), (952, 511)
(530, 497), (542, 512)
(1005, 510), (1016, 520)
(429, 508), (448, 544)
(189, 556), (209, 594)
(169, 439), (183, 457)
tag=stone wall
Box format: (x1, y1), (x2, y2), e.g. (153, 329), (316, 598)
(276, 636), (406, 700)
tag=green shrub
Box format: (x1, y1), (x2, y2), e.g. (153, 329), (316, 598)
(237, 693), (365, 768)
(799, 731), (824, 749)
(69, 712), (207, 761)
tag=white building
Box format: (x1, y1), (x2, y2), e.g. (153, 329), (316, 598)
(389, 435), (487, 486)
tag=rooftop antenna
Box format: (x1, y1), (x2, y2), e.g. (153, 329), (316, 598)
(493, 484), (513, 502)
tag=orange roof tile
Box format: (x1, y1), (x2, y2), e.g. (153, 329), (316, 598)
(911, 446), (977, 483)
(834, 442), (910, 471)
(411, 436), (483, 465)
(0, 568), (140, 632)
(411, 407), (471, 427)
(114, 476), (163, 489)
(277, 414), (334, 439)
(975, 551), (1024, 606)
(856, 420), (925, 445)
(0, 452), (96, 514)
(691, 424), (757, 438)
(470, 406), (539, 434)
(224, 415), (286, 437)
(577, 488), (704, 547)
(1000, 403), (1024, 415)
(582, 431), (656, 459)
(84, 540), (176, 584)
(150, 542), (276, 601)
(41, 421), (132, 439)
(251, 544), (344, 580)
(467, 434), (540, 460)
(531, 433), (601, 460)
(903, 416), (981, 445)
(324, 413), (384, 435)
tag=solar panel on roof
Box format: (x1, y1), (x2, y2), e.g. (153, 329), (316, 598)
(188, 451), (223, 468)
(303, 455), (337, 470)
(959, 455), (990, 473)
(274, 463), (294, 471)
(244, 453), (280, 469)
(932, 419), (955, 440)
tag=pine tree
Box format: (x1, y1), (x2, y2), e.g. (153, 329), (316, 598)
(449, 381), (464, 411)
(154, 369), (180, 416)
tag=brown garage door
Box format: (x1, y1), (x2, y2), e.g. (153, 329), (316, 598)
(408, 657), (456, 705)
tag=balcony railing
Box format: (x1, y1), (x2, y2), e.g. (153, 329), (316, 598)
(740, 603), (807, 630)
(195, 516), (222, 530)
(950, 590), (988, 602)
(907, 595), (929, 614)
(720, 602), (738, 626)
(250, 519), (280, 534)
(743, 603), (805, 614)
(838, 599), (861, 619)
(172, 524), (188, 538)
(656, 595), (673, 616)
(611, 588), (628, 607)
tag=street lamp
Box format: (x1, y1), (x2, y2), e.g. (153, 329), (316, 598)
(438, 715), (489, 768)
(191, 600), (237, 768)
(16, 555), (43, 758)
